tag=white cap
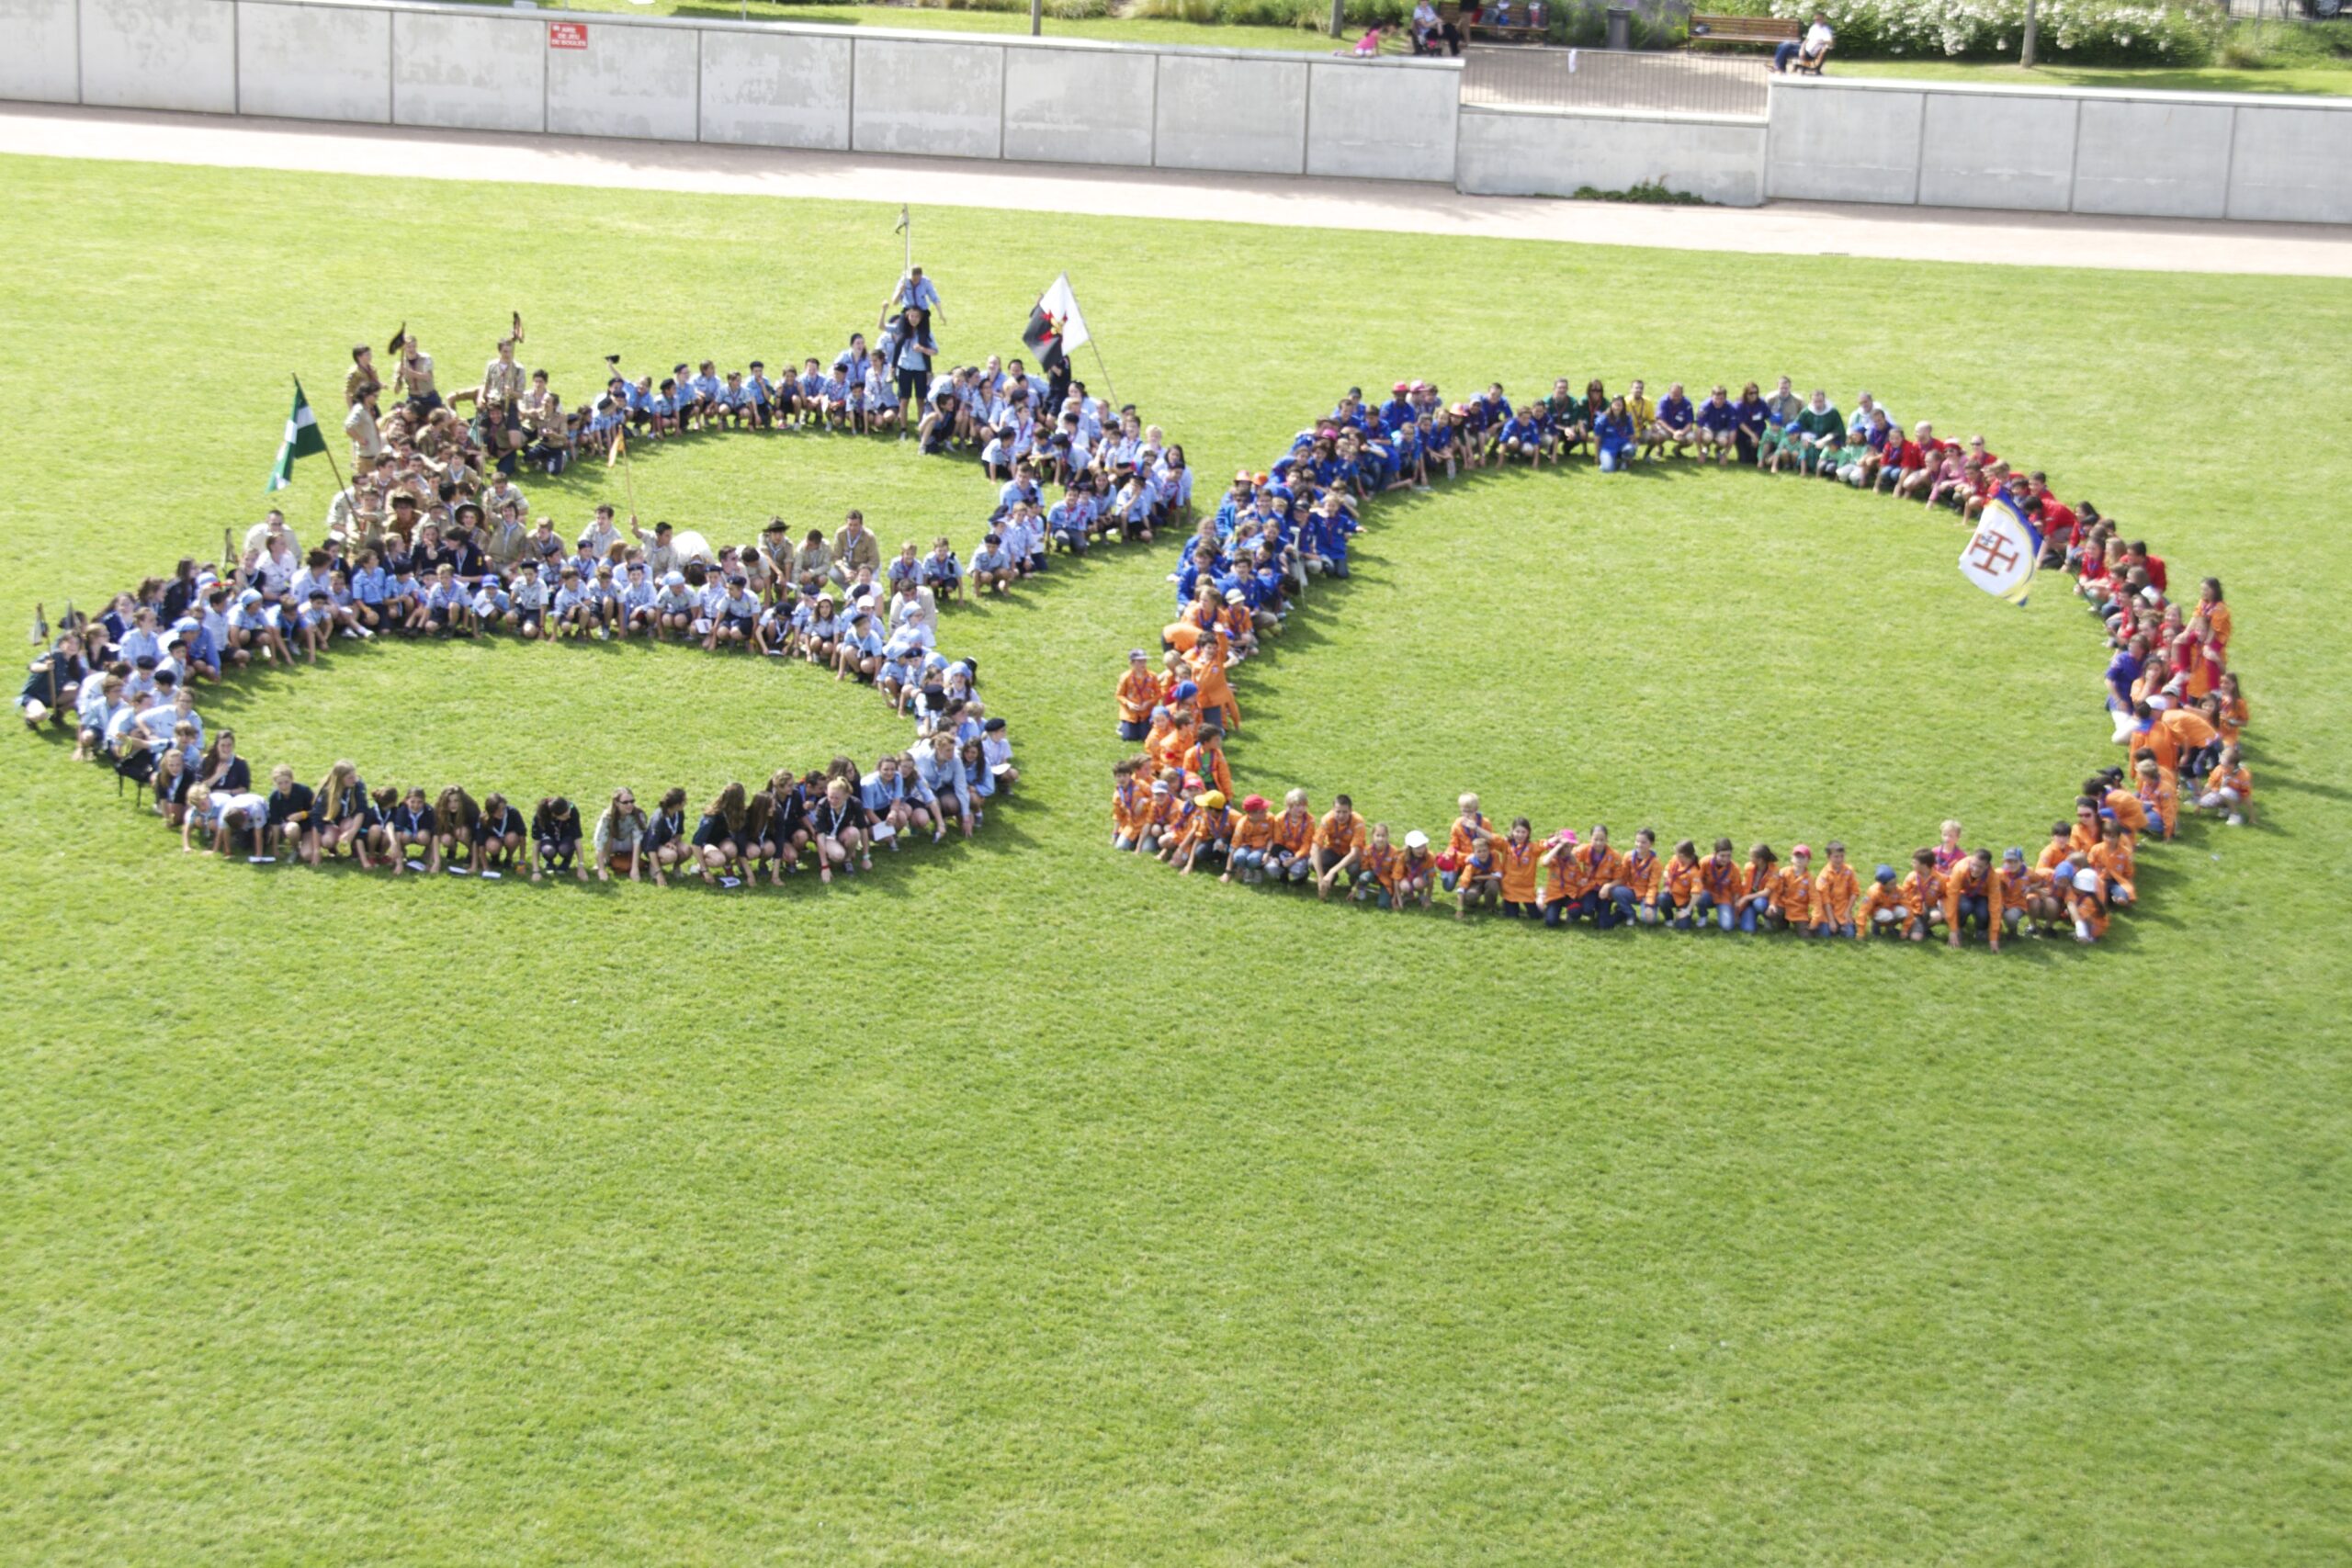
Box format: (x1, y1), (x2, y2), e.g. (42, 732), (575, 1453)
(1404, 829), (1430, 851)
(2074, 868), (2101, 893)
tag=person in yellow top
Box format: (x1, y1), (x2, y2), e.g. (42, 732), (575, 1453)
(1859, 863), (1908, 938)
(1625, 378), (1660, 460)
(1225, 794), (1278, 885)
(1941, 847), (2007, 951)
(2134, 755), (2179, 841)
(1770, 843), (1816, 932)
(2198, 743), (2252, 826)
(1811, 841), (1859, 937)
(1115, 649), (1159, 742)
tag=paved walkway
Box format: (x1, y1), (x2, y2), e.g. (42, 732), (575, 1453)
(6, 101), (2350, 277)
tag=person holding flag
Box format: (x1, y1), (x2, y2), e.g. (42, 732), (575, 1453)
(1023, 273), (1094, 409)
(1958, 492), (2041, 607)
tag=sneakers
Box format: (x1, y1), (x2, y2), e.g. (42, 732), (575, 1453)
(2226, 812), (2245, 826)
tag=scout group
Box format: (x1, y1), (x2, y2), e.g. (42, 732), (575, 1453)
(1109, 375), (2252, 947)
(20, 288), (1193, 888)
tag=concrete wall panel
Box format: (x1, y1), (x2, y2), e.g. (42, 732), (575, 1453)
(0, 0), (81, 104)
(1456, 105), (1765, 207)
(81, 0), (235, 113)
(391, 8), (543, 133)
(1154, 53), (1306, 175)
(1917, 90), (2075, 211)
(1002, 44), (1155, 167)
(238, 0), (391, 124)
(1307, 59), (1456, 182)
(2227, 103), (2352, 224)
(1766, 82), (1921, 204)
(547, 16), (696, 141)
(2071, 97), (2231, 220)
(697, 28), (849, 150)
(852, 37), (1002, 158)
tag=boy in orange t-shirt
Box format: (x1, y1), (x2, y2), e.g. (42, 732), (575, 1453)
(1270, 787), (1317, 885)
(1859, 863), (1907, 939)
(1811, 841), (1859, 938)
(1897, 848), (1944, 942)
(1115, 649), (1159, 742)
(1313, 794), (1364, 902)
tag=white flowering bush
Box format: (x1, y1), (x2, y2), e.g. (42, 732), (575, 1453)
(1713, 0), (2219, 64)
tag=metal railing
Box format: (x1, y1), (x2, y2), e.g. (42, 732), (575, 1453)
(1461, 46), (1771, 117)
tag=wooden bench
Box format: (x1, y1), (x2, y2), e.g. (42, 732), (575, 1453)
(1464, 8), (1548, 44)
(1688, 12), (1798, 47)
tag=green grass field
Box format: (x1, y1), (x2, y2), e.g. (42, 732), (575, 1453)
(3, 155), (2349, 1564)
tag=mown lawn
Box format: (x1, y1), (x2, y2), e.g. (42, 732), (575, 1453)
(1, 155), (2347, 1565)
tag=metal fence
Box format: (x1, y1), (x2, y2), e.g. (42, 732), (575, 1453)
(1460, 46), (1771, 117)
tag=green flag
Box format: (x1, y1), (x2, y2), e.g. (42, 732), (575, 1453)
(267, 379), (327, 492)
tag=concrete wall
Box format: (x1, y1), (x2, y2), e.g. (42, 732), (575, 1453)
(391, 8), (542, 134)
(547, 13), (697, 141)
(6, 0), (2349, 223)
(0, 0), (82, 104)
(240, 0), (389, 124)
(1154, 53), (1307, 175)
(1003, 41), (1155, 167)
(1307, 57), (1455, 182)
(80, 0), (235, 115)
(1456, 103), (1765, 207)
(1769, 75), (2352, 226)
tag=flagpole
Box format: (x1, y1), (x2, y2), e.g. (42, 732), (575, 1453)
(1069, 276), (1114, 404)
(297, 374), (360, 530)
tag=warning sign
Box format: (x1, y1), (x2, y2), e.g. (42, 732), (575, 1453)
(548, 20), (588, 48)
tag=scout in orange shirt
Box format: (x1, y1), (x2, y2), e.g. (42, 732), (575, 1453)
(1621, 828), (1664, 925)
(1396, 829), (1441, 909)
(1173, 789), (1234, 875)
(1182, 728), (1234, 801)
(1442, 793), (1496, 889)
(1225, 793), (1279, 885)
(1111, 759), (1150, 850)
(1270, 787), (1317, 885)
(2214, 671), (2247, 747)
(1898, 848), (1944, 942)
(1189, 625), (1239, 735)
(1136, 777), (1181, 855)
(1453, 835), (1503, 920)
(2066, 864), (2109, 943)
(1660, 838), (1704, 930)
(1696, 837), (1747, 931)
(1353, 823), (1403, 908)
(1312, 793), (1364, 902)
(1811, 841), (1860, 938)
(2134, 756), (2179, 841)
(1115, 649), (1160, 742)
(2198, 743), (2253, 825)
(1734, 842), (1781, 933)
(2091, 818), (2137, 907)
(1859, 863), (1908, 938)
(1493, 818), (1542, 918)
(1770, 843), (1815, 933)
(1942, 847), (2007, 951)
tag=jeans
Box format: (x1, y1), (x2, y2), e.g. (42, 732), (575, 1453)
(1230, 847), (1267, 874)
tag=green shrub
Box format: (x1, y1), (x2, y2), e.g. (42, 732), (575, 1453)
(1129, 0), (1411, 28)
(1702, 0), (2222, 66)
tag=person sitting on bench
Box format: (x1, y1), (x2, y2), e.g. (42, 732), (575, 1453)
(1774, 10), (1833, 73)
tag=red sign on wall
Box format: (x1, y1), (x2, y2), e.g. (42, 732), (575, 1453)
(548, 20), (588, 48)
